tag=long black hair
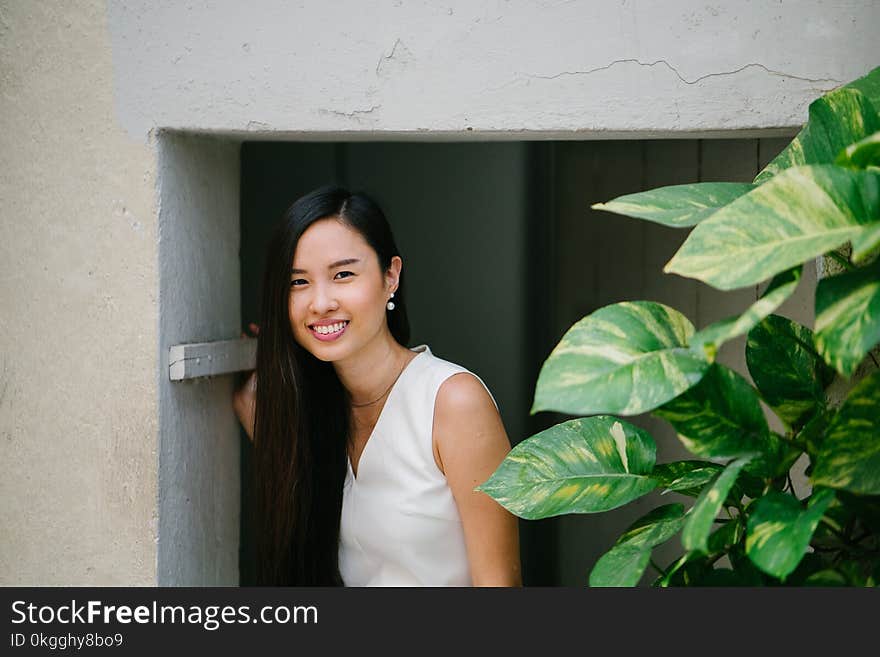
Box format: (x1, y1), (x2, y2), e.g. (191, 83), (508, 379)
(252, 185), (410, 585)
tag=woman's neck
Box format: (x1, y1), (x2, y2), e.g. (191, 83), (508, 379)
(333, 332), (414, 405)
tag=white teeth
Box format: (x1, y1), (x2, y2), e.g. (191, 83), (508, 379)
(313, 321), (346, 335)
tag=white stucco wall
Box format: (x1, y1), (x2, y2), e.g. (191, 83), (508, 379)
(0, 2), (158, 584)
(106, 0), (879, 139)
(1, 0), (877, 585)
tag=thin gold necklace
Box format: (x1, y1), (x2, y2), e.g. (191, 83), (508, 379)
(350, 356), (409, 408)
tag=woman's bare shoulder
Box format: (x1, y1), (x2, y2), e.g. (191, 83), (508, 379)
(433, 371), (507, 462)
(435, 371), (496, 417)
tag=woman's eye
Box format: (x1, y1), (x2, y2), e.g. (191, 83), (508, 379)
(334, 271), (355, 280)
(290, 279), (308, 287)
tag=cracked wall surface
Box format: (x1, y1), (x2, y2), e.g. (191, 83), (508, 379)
(106, 0), (879, 138)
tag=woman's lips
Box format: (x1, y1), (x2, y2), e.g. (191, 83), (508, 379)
(309, 320), (349, 342)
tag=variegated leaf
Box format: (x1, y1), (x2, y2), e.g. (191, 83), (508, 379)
(588, 545), (649, 587)
(746, 315), (835, 429)
(814, 261), (880, 377)
(755, 84), (880, 183)
(682, 455), (752, 554)
(652, 460), (723, 497)
(745, 488), (835, 580)
(591, 182), (754, 228)
(665, 166), (880, 290)
(654, 460), (758, 505)
(836, 131), (880, 170)
(475, 416), (657, 520)
(689, 266), (801, 359)
(614, 503), (688, 549)
(845, 65), (880, 110)
(797, 408), (833, 456)
(707, 517), (743, 554)
(655, 364), (798, 478)
(532, 301), (710, 416)
(852, 222), (880, 265)
(802, 570), (848, 586)
(654, 552), (708, 587)
(811, 370), (880, 495)
(589, 504), (686, 587)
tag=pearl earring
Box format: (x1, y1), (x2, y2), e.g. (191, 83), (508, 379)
(386, 293), (396, 311)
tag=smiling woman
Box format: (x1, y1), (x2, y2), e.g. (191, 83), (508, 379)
(232, 185), (522, 587)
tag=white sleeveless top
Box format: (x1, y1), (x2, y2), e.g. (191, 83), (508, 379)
(338, 344), (497, 587)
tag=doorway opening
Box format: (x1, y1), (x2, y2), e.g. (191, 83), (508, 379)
(159, 134), (806, 586)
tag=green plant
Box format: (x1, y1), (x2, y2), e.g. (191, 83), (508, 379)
(478, 66), (880, 586)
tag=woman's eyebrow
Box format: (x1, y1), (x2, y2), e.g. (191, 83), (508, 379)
(291, 258), (360, 274)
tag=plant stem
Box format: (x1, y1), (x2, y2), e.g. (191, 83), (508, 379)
(820, 517), (862, 549)
(707, 552), (727, 567)
(851, 531), (872, 544)
(650, 558), (667, 577)
(787, 473), (797, 498)
(662, 554), (689, 586)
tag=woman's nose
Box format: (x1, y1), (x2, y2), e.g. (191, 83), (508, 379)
(309, 284), (339, 314)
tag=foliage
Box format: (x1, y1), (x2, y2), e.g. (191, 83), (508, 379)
(478, 66), (880, 586)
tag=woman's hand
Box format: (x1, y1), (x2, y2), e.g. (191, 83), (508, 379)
(233, 323), (260, 442)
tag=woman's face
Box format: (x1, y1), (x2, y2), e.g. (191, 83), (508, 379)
(289, 217), (400, 363)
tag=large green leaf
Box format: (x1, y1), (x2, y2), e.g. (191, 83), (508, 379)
(814, 261), (880, 377)
(845, 65), (880, 112)
(707, 517), (743, 554)
(653, 460), (756, 506)
(746, 315), (835, 429)
(652, 460), (723, 497)
(655, 364), (796, 478)
(797, 407), (834, 456)
(588, 545), (649, 588)
(811, 371), (880, 495)
(836, 131), (880, 170)
(755, 84), (880, 183)
(475, 416), (657, 519)
(852, 222), (880, 265)
(589, 504), (686, 587)
(665, 166), (880, 290)
(745, 488), (835, 580)
(689, 267), (802, 360)
(681, 456), (753, 554)
(591, 182), (755, 228)
(532, 301), (710, 416)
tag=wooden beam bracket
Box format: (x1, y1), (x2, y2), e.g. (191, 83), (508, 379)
(169, 338), (256, 381)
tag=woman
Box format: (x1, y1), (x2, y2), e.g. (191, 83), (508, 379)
(233, 185), (521, 587)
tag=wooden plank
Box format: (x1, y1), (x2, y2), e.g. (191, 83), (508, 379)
(758, 137), (794, 169)
(553, 140), (603, 335)
(696, 139), (761, 381)
(588, 140), (645, 312)
(641, 139), (701, 474)
(169, 338), (256, 381)
(642, 140), (699, 317)
(701, 139), (758, 182)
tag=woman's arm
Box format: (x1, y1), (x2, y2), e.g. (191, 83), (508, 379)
(233, 370), (257, 442)
(233, 323), (259, 442)
(433, 373), (522, 587)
